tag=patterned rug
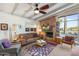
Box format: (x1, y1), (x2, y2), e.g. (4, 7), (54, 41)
(21, 43), (57, 56)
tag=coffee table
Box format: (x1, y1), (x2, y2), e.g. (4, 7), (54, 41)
(35, 40), (47, 47)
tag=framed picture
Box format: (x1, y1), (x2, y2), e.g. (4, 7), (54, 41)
(25, 28), (29, 31)
(33, 28), (36, 31)
(0, 23), (8, 30)
(30, 28), (36, 31)
(30, 28), (34, 31)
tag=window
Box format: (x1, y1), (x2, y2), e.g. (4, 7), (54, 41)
(66, 14), (78, 36)
(58, 14), (79, 36)
(66, 14), (78, 21)
(58, 17), (65, 36)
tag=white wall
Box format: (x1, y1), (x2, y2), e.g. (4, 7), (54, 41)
(0, 12), (37, 41)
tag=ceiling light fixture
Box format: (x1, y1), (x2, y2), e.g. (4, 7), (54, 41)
(34, 9), (39, 14)
(34, 7), (40, 14)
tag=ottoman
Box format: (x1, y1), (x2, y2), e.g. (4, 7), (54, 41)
(35, 40), (47, 47)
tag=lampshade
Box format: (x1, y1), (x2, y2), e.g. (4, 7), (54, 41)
(38, 29), (42, 32)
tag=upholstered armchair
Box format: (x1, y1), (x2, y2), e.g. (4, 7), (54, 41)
(62, 36), (75, 48)
(0, 40), (21, 56)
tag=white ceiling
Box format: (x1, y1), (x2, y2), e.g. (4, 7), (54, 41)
(0, 3), (78, 21)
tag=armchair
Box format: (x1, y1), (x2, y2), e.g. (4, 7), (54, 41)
(62, 36), (75, 48)
(0, 40), (21, 56)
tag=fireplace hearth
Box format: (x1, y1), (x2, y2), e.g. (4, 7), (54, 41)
(46, 32), (53, 38)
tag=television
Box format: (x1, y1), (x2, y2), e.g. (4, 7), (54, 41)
(46, 32), (53, 38)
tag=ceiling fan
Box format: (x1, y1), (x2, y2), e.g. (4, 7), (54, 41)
(34, 4), (49, 14)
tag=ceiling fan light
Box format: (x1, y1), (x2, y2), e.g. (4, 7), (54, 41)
(34, 10), (39, 14)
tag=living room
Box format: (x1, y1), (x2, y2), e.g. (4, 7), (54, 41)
(0, 3), (79, 56)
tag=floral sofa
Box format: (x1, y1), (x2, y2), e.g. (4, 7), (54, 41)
(16, 33), (39, 46)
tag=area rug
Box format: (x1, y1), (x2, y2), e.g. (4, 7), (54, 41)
(21, 43), (57, 56)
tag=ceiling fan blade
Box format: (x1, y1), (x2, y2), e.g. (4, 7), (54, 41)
(39, 11), (47, 14)
(40, 5), (49, 10)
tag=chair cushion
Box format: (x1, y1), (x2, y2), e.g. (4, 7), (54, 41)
(63, 41), (73, 45)
(64, 36), (74, 42)
(27, 38), (35, 42)
(2, 39), (11, 48)
(11, 43), (21, 54)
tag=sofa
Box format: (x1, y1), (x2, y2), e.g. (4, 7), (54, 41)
(16, 33), (39, 46)
(0, 39), (21, 56)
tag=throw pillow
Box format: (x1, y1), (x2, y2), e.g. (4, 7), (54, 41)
(2, 39), (11, 48)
